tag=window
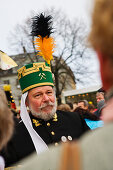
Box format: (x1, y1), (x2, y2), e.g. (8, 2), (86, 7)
(4, 80), (10, 84)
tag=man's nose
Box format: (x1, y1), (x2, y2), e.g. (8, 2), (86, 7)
(42, 94), (49, 102)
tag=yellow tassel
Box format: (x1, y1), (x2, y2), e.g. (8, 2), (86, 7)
(34, 36), (55, 64)
(3, 85), (11, 91)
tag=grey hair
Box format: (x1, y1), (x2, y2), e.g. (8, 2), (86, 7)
(78, 100), (89, 107)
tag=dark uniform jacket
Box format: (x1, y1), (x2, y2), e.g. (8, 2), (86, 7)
(1, 110), (89, 167)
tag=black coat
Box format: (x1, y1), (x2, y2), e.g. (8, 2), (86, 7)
(1, 110), (89, 167)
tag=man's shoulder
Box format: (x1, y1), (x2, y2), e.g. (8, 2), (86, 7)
(57, 110), (90, 132)
(15, 120), (26, 131)
(56, 110), (84, 124)
(57, 110), (82, 120)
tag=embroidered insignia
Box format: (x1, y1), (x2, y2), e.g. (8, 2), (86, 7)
(39, 73), (46, 80)
(32, 119), (42, 127)
(53, 113), (58, 121)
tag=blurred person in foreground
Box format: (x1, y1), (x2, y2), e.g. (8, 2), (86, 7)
(15, 0), (113, 169)
(0, 88), (14, 169)
(2, 13), (89, 168)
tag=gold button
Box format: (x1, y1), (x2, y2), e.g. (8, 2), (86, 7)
(51, 131), (55, 135)
(55, 142), (58, 146)
(47, 123), (50, 126)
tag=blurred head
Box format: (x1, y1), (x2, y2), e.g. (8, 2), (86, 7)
(66, 102), (73, 111)
(0, 89), (14, 150)
(96, 92), (105, 103)
(57, 104), (71, 112)
(73, 102), (78, 111)
(77, 100), (89, 110)
(88, 104), (95, 114)
(89, 0), (113, 91)
(26, 86), (57, 121)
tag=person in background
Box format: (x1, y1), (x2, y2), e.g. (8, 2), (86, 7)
(96, 91), (105, 103)
(74, 100), (97, 120)
(16, 112), (21, 120)
(77, 100), (89, 110)
(66, 102), (73, 112)
(74, 100), (103, 130)
(0, 89), (14, 170)
(88, 103), (96, 114)
(72, 102), (78, 111)
(57, 104), (71, 112)
(94, 88), (106, 118)
(11, 108), (21, 124)
(94, 99), (105, 118)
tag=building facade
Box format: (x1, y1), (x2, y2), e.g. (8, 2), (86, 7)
(0, 53), (76, 108)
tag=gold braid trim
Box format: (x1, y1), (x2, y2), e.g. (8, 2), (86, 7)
(22, 82), (54, 93)
(18, 62), (52, 80)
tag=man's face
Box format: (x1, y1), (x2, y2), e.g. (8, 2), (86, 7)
(78, 102), (88, 110)
(96, 93), (104, 103)
(26, 86), (56, 120)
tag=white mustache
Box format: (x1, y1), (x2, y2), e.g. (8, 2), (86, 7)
(39, 102), (54, 109)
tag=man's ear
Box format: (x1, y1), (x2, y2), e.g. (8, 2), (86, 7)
(25, 97), (28, 107)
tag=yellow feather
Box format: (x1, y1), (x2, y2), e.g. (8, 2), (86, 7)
(34, 36), (55, 64)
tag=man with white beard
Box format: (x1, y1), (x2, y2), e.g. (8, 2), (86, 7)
(26, 86), (57, 121)
(1, 62), (89, 168)
(1, 14), (89, 168)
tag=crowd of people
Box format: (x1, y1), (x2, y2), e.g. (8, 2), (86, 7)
(57, 97), (104, 130)
(0, 0), (113, 169)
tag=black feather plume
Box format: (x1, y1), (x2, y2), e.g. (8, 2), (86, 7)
(31, 13), (53, 38)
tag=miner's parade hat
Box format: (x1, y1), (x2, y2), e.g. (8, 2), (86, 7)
(17, 13), (55, 93)
(17, 62), (54, 93)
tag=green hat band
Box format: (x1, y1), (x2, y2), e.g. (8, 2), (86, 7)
(17, 62), (54, 93)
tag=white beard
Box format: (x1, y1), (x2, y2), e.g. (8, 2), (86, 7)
(29, 100), (57, 121)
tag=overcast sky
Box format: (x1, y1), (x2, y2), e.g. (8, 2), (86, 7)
(0, 0), (101, 87)
(0, 0), (93, 55)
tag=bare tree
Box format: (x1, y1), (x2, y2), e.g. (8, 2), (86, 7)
(8, 8), (93, 104)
